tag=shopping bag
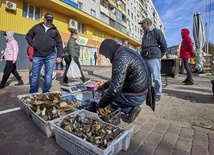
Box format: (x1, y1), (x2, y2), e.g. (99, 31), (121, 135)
(146, 86), (155, 111)
(66, 60), (81, 78)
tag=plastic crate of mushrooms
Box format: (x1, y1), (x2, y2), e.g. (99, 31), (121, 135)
(50, 109), (134, 155)
(17, 91), (68, 117)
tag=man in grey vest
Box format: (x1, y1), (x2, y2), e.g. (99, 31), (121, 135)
(139, 18), (167, 102)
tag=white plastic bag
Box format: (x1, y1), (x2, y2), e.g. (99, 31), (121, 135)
(67, 60), (81, 78)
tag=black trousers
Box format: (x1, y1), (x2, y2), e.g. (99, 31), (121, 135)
(182, 58), (193, 80)
(1, 61), (22, 85)
(63, 55), (85, 83)
(94, 58), (97, 66)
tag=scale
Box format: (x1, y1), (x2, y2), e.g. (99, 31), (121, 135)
(60, 82), (87, 93)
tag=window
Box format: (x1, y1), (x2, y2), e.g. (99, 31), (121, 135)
(91, 9), (96, 17)
(78, 1), (83, 10)
(101, 12), (109, 24)
(115, 9), (122, 23)
(78, 23), (85, 34)
(22, 2), (40, 20)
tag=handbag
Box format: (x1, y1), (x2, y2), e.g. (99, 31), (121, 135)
(66, 60), (82, 78)
(146, 86), (155, 111)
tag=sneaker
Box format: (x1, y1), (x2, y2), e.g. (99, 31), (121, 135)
(83, 78), (91, 84)
(121, 107), (141, 123)
(15, 80), (24, 86)
(155, 95), (161, 102)
(52, 72), (56, 80)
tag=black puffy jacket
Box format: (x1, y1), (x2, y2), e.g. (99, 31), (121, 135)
(98, 46), (149, 108)
(26, 23), (63, 58)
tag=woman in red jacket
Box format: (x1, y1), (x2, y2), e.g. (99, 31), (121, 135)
(180, 28), (194, 85)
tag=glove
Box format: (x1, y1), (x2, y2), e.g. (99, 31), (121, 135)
(96, 85), (105, 92)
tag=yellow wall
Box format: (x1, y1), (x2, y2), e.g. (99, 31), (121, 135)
(0, 0), (140, 47)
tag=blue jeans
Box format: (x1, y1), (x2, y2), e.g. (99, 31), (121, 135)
(112, 92), (147, 115)
(145, 59), (162, 95)
(30, 53), (56, 93)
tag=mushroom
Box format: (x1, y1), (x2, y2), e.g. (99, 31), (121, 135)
(36, 105), (41, 115)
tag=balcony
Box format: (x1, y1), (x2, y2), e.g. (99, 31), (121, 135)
(100, 5), (109, 16)
(121, 20), (126, 27)
(109, 12), (116, 21)
(108, 0), (117, 8)
(118, 5), (126, 15)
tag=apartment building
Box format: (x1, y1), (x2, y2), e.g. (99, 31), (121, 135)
(0, 0), (165, 71)
(126, 0), (165, 44)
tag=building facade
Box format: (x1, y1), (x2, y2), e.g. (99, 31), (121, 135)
(0, 0), (165, 72)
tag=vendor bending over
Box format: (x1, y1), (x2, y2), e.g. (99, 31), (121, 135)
(96, 39), (149, 123)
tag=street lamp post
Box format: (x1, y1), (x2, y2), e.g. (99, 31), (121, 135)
(205, 22), (209, 54)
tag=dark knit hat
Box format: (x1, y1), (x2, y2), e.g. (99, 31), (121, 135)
(138, 18), (152, 24)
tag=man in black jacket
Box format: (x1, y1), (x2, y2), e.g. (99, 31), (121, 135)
(139, 18), (167, 102)
(26, 13), (63, 93)
(96, 39), (149, 123)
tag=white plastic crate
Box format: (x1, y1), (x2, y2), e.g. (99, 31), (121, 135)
(50, 109), (134, 155)
(29, 107), (77, 138)
(29, 108), (54, 137)
(17, 92), (42, 117)
(17, 91), (69, 117)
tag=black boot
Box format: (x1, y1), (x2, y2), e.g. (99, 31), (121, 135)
(182, 78), (188, 83)
(184, 79), (194, 85)
(0, 83), (5, 89)
(121, 107), (141, 123)
(211, 80), (214, 96)
(15, 80), (24, 86)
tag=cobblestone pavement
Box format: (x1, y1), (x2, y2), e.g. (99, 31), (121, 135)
(0, 66), (214, 155)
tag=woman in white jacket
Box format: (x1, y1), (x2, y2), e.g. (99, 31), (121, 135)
(0, 31), (23, 89)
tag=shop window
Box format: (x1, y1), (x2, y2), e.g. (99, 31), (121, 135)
(22, 2), (40, 20)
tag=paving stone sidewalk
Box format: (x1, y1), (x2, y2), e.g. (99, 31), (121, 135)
(0, 66), (214, 155)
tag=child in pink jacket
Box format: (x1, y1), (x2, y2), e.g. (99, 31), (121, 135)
(0, 31), (23, 89)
